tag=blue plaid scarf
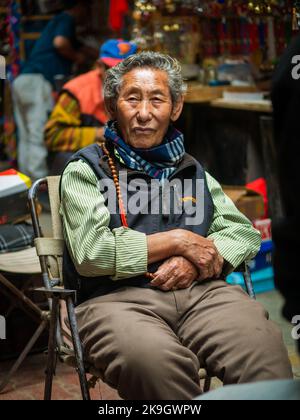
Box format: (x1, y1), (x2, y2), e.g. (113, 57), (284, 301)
(104, 121), (185, 182)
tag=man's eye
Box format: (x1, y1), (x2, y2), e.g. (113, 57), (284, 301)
(152, 98), (163, 103)
(128, 97), (139, 102)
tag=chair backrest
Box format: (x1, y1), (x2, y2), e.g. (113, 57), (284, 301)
(32, 176), (64, 284)
(47, 176), (63, 240)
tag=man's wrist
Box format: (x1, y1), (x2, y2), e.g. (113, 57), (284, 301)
(169, 229), (187, 256)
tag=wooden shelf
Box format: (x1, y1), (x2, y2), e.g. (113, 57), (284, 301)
(20, 32), (41, 41)
(21, 15), (53, 22)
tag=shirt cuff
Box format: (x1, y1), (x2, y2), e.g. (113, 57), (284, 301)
(111, 227), (148, 280)
(212, 239), (256, 271)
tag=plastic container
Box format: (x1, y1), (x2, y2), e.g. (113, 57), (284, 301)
(227, 267), (275, 294)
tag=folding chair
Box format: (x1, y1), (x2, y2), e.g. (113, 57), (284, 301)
(28, 177), (94, 400)
(0, 247), (47, 393)
(28, 176), (256, 400)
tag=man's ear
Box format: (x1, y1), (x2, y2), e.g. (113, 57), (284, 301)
(104, 98), (117, 120)
(170, 96), (184, 122)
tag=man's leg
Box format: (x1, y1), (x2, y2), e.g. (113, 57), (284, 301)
(12, 76), (29, 175)
(75, 287), (202, 400)
(177, 280), (293, 384)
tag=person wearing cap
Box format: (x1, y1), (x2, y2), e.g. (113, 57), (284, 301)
(45, 39), (137, 175)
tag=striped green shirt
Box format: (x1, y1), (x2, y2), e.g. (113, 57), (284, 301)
(60, 160), (261, 280)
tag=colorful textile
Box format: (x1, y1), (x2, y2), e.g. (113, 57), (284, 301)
(45, 92), (99, 152)
(108, 0), (129, 33)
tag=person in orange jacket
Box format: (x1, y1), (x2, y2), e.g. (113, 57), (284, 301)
(45, 39), (137, 175)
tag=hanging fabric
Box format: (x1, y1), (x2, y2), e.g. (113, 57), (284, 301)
(109, 0), (129, 33)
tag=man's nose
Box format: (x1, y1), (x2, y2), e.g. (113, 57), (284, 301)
(137, 100), (152, 122)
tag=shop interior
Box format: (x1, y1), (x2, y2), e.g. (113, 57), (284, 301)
(0, 0), (300, 400)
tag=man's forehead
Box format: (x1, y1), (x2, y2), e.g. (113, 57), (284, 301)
(121, 68), (169, 92)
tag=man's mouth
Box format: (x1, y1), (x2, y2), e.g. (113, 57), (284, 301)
(133, 128), (155, 134)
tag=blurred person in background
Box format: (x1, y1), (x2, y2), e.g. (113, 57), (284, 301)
(13, 0), (96, 181)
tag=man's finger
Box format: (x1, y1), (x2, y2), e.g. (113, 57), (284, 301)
(159, 274), (179, 291)
(151, 264), (175, 286)
(150, 273), (166, 286)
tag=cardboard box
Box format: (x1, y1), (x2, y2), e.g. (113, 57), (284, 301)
(253, 218), (272, 241)
(227, 267), (275, 294)
(222, 185), (265, 221)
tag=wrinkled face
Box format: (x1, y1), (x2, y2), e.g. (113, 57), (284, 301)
(108, 68), (183, 149)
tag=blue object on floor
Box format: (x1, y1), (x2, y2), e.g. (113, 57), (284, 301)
(227, 266), (275, 294)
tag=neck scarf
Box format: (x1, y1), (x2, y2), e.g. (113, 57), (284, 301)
(104, 121), (185, 182)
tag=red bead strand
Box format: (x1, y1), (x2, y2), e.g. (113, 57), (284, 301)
(98, 141), (154, 281)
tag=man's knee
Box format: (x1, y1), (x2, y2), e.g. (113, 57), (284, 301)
(223, 311), (293, 382)
(107, 341), (201, 400)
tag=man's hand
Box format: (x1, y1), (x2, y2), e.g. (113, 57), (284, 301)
(173, 230), (224, 281)
(150, 256), (198, 291)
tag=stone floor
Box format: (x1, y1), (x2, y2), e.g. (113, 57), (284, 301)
(0, 353), (120, 400)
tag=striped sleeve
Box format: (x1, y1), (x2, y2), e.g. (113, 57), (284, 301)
(59, 160), (148, 280)
(45, 92), (97, 153)
(206, 172), (261, 270)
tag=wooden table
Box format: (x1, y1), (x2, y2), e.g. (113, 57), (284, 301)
(184, 83), (264, 104)
(210, 98), (272, 113)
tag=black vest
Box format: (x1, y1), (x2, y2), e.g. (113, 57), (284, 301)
(61, 143), (214, 305)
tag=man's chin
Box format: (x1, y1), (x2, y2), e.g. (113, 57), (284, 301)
(129, 136), (159, 149)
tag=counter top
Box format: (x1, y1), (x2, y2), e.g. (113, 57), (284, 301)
(210, 98), (272, 113)
(184, 83), (272, 113)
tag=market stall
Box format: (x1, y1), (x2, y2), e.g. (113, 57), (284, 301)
(0, 0), (300, 401)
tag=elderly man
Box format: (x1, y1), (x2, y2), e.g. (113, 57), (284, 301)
(60, 52), (292, 400)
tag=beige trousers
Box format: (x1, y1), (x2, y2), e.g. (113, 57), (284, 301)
(75, 280), (293, 400)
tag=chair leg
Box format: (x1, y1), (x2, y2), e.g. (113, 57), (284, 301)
(243, 265), (256, 300)
(44, 297), (59, 400)
(0, 319), (48, 393)
(66, 296), (90, 400)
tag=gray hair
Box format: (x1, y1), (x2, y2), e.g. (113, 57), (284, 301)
(104, 51), (187, 108)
